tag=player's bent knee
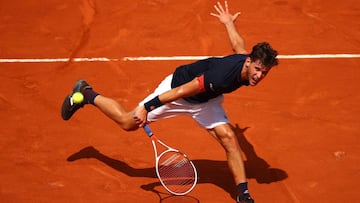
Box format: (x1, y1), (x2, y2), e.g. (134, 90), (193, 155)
(116, 115), (138, 131)
(218, 131), (239, 152)
(119, 121), (138, 131)
(119, 124), (138, 131)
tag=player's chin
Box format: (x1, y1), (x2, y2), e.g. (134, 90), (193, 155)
(249, 80), (258, 86)
(250, 78), (262, 86)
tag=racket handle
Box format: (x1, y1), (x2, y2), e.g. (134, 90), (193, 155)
(143, 124), (153, 137)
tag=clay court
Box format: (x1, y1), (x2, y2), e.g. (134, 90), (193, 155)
(1, 0), (359, 202)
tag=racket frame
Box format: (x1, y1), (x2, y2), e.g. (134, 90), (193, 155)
(143, 124), (198, 195)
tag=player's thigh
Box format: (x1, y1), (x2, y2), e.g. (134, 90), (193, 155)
(194, 100), (229, 129)
(207, 123), (235, 141)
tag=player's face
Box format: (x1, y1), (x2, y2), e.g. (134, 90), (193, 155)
(247, 59), (271, 86)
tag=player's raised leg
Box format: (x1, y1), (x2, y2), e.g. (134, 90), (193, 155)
(93, 95), (138, 131)
(61, 80), (138, 131)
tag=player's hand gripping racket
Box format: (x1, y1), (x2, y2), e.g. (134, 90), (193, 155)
(143, 124), (198, 195)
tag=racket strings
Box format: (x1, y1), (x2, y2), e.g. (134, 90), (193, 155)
(158, 152), (196, 194)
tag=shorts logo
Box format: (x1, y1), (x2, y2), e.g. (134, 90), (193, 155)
(209, 83), (215, 92)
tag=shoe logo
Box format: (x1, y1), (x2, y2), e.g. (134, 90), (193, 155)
(70, 97), (74, 106)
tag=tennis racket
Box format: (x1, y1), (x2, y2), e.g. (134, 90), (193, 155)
(143, 124), (198, 196)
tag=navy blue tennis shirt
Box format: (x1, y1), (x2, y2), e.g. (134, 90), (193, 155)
(171, 54), (249, 103)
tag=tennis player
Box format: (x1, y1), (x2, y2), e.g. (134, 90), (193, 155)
(61, 1), (278, 202)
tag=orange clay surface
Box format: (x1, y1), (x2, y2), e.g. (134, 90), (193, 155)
(1, 0), (359, 202)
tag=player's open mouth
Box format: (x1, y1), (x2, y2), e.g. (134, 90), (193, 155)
(252, 78), (258, 85)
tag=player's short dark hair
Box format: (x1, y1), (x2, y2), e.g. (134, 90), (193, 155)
(249, 42), (278, 67)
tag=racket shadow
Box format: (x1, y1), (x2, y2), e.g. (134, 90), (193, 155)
(139, 185), (200, 203)
(67, 124), (287, 201)
(160, 195), (200, 203)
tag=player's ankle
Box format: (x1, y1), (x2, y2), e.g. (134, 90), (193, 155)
(237, 182), (251, 199)
(82, 89), (99, 105)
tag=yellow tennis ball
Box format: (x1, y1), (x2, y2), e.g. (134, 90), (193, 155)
(72, 92), (84, 104)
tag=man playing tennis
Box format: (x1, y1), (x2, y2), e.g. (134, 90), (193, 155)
(61, 1), (278, 202)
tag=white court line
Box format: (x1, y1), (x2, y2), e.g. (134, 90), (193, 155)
(0, 57), (112, 63)
(123, 54), (360, 61)
(0, 54), (360, 63)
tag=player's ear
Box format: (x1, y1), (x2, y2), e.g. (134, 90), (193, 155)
(245, 57), (251, 67)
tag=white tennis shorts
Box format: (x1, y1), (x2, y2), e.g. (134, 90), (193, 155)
(139, 74), (229, 129)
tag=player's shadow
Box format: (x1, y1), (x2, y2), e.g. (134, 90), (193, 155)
(67, 123), (287, 200)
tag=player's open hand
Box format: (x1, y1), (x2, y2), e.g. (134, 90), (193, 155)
(210, 1), (240, 25)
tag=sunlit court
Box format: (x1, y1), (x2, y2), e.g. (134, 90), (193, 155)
(1, 0), (359, 202)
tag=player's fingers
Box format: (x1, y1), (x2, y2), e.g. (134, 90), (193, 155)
(132, 111), (141, 123)
(233, 12), (241, 21)
(134, 118), (144, 127)
(217, 1), (225, 13)
(139, 120), (147, 128)
(210, 12), (219, 17)
(213, 4), (221, 14)
(132, 114), (137, 121)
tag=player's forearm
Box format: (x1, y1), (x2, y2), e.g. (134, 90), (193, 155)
(143, 78), (201, 112)
(159, 78), (201, 103)
(224, 22), (246, 54)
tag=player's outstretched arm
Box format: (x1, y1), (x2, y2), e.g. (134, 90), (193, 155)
(210, 1), (247, 54)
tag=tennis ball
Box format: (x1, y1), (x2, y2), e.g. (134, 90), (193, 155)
(72, 92), (84, 104)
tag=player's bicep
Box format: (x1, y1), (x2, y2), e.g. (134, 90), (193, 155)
(177, 77), (204, 97)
